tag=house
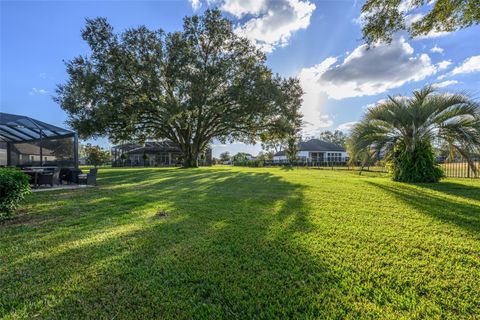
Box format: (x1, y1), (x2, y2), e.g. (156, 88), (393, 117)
(272, 139), (348, 163)
(111, 140), (212, 167)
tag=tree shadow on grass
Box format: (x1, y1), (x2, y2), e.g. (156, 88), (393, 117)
(366, 181), (480, 236)
(415, 181), (480, 202)
(1, 168), (352, 319)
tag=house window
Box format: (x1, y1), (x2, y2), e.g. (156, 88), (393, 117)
(327, 152), (342, 162)
(310, 152), (324, 162)
(156, 153), (170, 165)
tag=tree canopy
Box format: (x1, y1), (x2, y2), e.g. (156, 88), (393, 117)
(83, 144), (111, 167)
(318, 130), (347, 148)
(361, 0), (480, 45)
(55, 9), (303, 167)
(219, 152), (231, 162)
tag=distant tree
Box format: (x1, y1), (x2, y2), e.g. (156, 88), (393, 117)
(84, 144), (111, 167)
(285, 135), (300, 163)
(256, 151), (274, 161)
(319, 130), (347, 148)
(233, 152), (249, 162)
(260, 78), (303, 155)
(219, 152), (231, 162)
(78, 144), (87, 159)
(350, 86), (480, 182)
(361, 0), (480, 45)
(346, 138), (375, 172)
(55, 10), (302, 168)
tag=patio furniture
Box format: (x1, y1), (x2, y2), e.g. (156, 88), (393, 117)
(60, 168), (83, 184)
(23, 170), (39, 188)
(78, 168), (97, 186)
(37, 168), (60, 187)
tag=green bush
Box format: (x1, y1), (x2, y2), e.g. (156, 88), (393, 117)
(388, 142), (444, 183)
(0, 168), (31, 219)
(233, 160), (263, 167)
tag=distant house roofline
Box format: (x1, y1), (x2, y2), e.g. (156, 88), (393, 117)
(273, 139), (345, 157)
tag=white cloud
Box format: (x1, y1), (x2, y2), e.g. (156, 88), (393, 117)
(452, 55), (480, 75)
(298, 37), (437, 100)
(415, 30), (450, 39)
(223, 0), (316, 53)
(337, 121), (358, 131)
(398, 0), (417, 13)
(431, 80), (459, 89)
(220, 0), (265, 17)
(437, 60), (452, 70)
(298, 57), (335, 132)
(363, 98), (387, 110)
(430, 45), (443, 53)
(404, 13), (423, 25)
(191, 0), (315, 52)
(189, 0), (201, 10)
(317, 115), (333, 128)
(29, 88), (48, 95)
(39, 72), (47, 79)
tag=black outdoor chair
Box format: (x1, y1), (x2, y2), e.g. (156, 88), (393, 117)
(60, 168), (83, 184)
(78, 168), (97, 186)
(60, 168), (71, 184)
(37, 169), (60, 187)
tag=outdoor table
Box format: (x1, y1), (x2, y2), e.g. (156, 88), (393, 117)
(22, 168), (44, 189)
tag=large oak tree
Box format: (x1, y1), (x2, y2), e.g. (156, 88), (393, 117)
(55, 9), (303, 167)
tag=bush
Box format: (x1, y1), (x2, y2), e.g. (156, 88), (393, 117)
(388, 142), (444, 183)
(0, 168), (31, 219)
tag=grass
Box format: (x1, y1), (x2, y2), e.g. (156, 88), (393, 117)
(1, 167), (479, 319)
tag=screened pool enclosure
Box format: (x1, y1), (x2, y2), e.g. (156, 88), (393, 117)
(0, 112), (78, 167)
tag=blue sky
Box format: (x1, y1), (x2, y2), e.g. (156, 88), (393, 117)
(1, 0), (479, 157)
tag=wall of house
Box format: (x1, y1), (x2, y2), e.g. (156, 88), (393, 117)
(273, 151), (348, 162)
(272, 155), (287, 161)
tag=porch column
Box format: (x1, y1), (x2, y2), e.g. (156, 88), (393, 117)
(73, 133), (79, 168)
(168, 152), (172, 165)
(39, 129), (43, 166)
(6, 142), (11, 166)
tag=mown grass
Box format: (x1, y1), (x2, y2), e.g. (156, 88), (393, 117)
(1, 167), (479, 319)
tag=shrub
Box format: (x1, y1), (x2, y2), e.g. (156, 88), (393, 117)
(0, 168), (31, 220)
(388, 142), (444, 183)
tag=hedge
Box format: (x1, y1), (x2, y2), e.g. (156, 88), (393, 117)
(0, 168), (31, 220)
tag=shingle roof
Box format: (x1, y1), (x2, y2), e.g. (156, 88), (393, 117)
(298, 139), (345, 152)
(273, 139), (345, 156)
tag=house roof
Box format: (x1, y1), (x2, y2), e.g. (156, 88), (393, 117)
(0, 112), (75, 143)
(273, 139), (345, 156)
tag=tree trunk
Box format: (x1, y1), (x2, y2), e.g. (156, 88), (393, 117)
(182, 150), (199, 168)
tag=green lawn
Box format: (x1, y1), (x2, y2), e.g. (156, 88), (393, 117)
(1, 167), (479, 319)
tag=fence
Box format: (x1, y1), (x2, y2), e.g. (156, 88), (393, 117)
(233, 158), (480, 179)
(439, 158), (480, 178)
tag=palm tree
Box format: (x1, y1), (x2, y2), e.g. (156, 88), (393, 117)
(349, 86), (480, 182)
